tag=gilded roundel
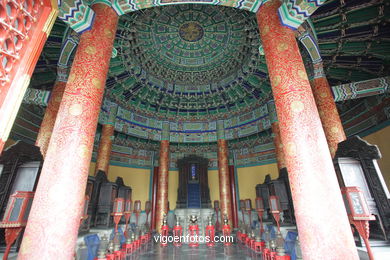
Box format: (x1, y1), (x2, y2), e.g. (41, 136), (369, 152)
(179, 22), (204, 42)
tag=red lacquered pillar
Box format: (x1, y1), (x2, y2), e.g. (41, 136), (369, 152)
(94, 124), (115, 175)
(229, 165), (239, 228)
(257, 1), (358, 259)
(151, 166), (159, 231)
(311, 63), (346, 157)
(216, 120), (233, 225)
(18, 4), (118, 259)
(35, 81), (66, 157)
(155, 122), (170, 234)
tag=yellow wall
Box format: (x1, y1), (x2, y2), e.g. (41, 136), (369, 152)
(237, 163), (279, 206)
(208, 170), (220, 203)
(89, 162), (96, 176)
(168, 170), (179, 209)
(89, 162), (280, 210)
(363, 126), (390, 189)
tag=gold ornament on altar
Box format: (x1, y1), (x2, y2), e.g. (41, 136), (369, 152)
(223, 214), (229, 225)
(207, 216), (213, 226)
(162, 213), (168, 225)
(189, 215), (198, 224)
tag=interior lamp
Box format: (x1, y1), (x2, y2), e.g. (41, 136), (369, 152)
(269, 195), (281, 232)
(255, 197), (265, 233)
(341, 186), (375, 260)
(145, 201), (151, 228)
(134, 200), (142, 227)
(0, 191), (34, 260)
(80, 195), (89, 225)
(124, 199), (132, 237)
(239, 199), (246, 225)
(245, 199), (252, 228)
(214, 200), (220, 231)
(111, 198), (124, 233)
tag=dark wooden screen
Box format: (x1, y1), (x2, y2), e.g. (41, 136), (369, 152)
(176, 155), (211, 208)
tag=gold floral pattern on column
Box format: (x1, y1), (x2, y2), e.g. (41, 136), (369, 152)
(156, 140), (170, 234)
(95, 124), (114, 175)
(19, 4), (118, 259)
(257, 1), (358, 259)
(35, 81), (66, 157)
(311, 76), (346, 157)
(217, 139), (233, 226)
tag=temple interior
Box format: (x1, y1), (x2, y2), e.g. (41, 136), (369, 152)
(0, 0), (390, 259)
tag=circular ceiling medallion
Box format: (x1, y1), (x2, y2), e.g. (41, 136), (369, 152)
(179, 21), (204, 42)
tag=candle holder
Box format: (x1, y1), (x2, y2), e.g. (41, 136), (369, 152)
(253, 236), (265, 253)
(111, 198), (124, 233)
(145, 200), (151, 227)
(161, 214), (169, 247)
(134, 200), (141, 227)
(222, 215), (232, 246)
(188, 215), (200, 247)
(173, 217), (183, 247)
(269, 195), (281, 232)
(239, 199), (246, 226)
(80, 195), (90, 226)
(342, 186), (376, 260)
(256, 197), (265, 234)
(0, 191), (34, 260)
(205, 216), (215, 247)
(124, 199), (132, 237)
(245, 199), (252, 228)
(213, 200), (220, 232)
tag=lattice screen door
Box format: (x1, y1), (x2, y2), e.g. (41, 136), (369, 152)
(0, 0), (57, 153)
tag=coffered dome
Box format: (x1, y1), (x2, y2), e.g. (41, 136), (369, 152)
(106, 4), (271, 120)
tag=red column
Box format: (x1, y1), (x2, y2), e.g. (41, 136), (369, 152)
(271, 122), (286, 170)
(217, 139), (233, 226)
(155, 140), (169, 234)
(311, 64), (346, 157)
(151, 166), (159, 231)
(18, 4), (118, 259)
(257, 1), (358, 259)
(35, 81), (66, 157)
(229, 165), (239, 228)
(94, 124), (115, 175)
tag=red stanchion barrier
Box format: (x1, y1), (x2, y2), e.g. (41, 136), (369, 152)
(173, 218), (183, 247)
(188, 215), (200, 248)
(205, 217), (215, 247)
(253, 238), (265, 252)
(222, 215), (232, 246)
(161, 214), (169, 247)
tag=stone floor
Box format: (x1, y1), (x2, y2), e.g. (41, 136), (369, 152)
(357, 243), (390, 260)
(1, 235), (390, 259)
(125, 242), (263, 260)
(2, 242), (390, 260)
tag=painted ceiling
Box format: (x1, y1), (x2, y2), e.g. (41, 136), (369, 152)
(107, 4), (269, 120)
(310, 0), (390, 85)
(15, 1), (390, 167)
